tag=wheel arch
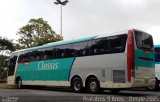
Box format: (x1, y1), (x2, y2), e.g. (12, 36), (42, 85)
(70, 75), (83, 87)
(85, 74), (99, 88)
(15, 76), (21, 84)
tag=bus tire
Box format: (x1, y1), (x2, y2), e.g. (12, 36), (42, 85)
(87, 77), (100, 93)
(147, 77), (159, 91)
(16, 78), (23, 89)
(71, 77), (83, 93)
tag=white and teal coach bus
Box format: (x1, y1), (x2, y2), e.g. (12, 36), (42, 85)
(5, 29), (155, 93)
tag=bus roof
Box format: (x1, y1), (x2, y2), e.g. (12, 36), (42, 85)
(12, 28), (149, 53)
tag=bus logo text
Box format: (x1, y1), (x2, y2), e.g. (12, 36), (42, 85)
(38, 61), (58, 71)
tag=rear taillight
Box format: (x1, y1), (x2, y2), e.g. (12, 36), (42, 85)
(127, 30), (135, 82)
(144, 50), (150, 53)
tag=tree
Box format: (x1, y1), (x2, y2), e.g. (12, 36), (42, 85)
(16, 18), (63, 49)
(0, 55), (8, 82)
(0, 37), (15, 82)
(0, 37), (15, 54)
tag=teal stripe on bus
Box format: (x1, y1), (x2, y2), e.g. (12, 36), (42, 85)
(68, 58), (76, 81)
(135, 49), (155, 69)
(16, 58), (75, 81)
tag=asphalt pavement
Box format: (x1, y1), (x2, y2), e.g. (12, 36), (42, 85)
(0, 87), (160, 102)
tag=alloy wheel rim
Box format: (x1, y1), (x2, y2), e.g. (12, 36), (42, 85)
(90, 81), (97, 92)
(18, 80), (21, 88)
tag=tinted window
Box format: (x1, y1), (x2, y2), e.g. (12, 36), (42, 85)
(30, 50), (42, 61)
(56, 44), (74, 58)
(17, 34), (127, 62)
(89, 34), (127, 55)
(42, 47), (56, 60)
(108, 34), (127, 53)
(22, 51), (31, 62)
(18, 53), (24, 63)
(89, 39), (106, 55)
(134, 31), (153, 51)
(18, 52), (31, 62)
(155, 48), (160, 62)
(72, 42), (88, 57)
(64, 45), (74, 58)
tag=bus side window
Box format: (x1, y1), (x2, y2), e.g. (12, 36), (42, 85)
(88, 34), (127, 55)
(43, 47), (54, 60)
(18, 54), (24, 63)
(30, 50), (42, 61)
(107, 34), (127, 54)
(56, 44), (74, 58)
(89, 39), (105, 55)
(89, 40), (96, 55)
(72, 42), (88, 57)
(121, 34), (127, 52)
(22, 52), (30, 62)
(64, 44), (74, 58)
(107, 36), (121, 53)
(56, 46), (65, 58)
(52, 47), (57, 59)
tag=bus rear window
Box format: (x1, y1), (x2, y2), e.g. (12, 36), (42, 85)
(134, 31), (153, 51)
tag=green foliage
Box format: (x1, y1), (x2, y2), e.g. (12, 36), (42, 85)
(16, 18), (63, 49)
(0, 55), (8, 82)
(0, 37), (15, 54)
(0, 37), (15, 81)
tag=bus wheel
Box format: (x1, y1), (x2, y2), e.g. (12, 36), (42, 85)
(72, 77), (83, 92)
(87, 78), (100, 93)
(147, 78), (159, 91)
(16, 79), (22, 89)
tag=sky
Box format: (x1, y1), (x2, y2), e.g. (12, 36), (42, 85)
(0, 0), (160, 44)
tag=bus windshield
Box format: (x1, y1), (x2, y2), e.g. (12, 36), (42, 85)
(134, 31), (153, 51)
